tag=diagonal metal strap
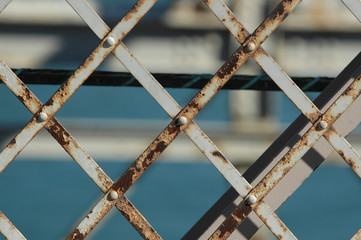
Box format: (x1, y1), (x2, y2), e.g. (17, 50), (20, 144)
(342, 0), (361, 22)
(0, 211), (26, 240)
(0, 61), (161, 240)
(210, 69), (361, 238)
(66, 1), (303, 239)
(324, 128), (361, 178)
(203, 0), (320, 123)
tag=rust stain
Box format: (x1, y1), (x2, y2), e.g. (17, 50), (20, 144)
(8, 138), (16, 148)
(216, 52), (241, 79)
(68, 229), (84, 240)
(212, 151), (228, 164)
(214, 203), (252, 239)
(48, 123), (70, 146)
(117, 168), (136, 193)
(116, 200), (161, 240)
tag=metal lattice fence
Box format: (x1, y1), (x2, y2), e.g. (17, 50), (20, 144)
(0, 0), (361, 239)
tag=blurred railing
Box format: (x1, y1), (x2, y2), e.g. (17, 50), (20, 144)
(0, 0), (361, 239)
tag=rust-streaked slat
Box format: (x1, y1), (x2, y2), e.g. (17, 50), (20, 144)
(324, 128), (361, 178)
(66, 0), (302, 238)
(116, 199), (162, 240)
(254, 201), (297, 240)
(203, 0), (320, 123)
(209, 71), (361, 238)
(0, 211), (26, 240)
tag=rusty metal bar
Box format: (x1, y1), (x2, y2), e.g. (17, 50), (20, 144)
(116, 199), (162, 240)
(0, 211), (26, 240)
(324, 128), (361, 178)
(0, 0), (157, 174)
(66, 0), (302, 238)
(351, 228), (361, 240)
(0, 61), (162, 240)
(210, 69), (361, 238)
(203, 0), (320, 123)
(342, 0), (361, 22)
(253, 201), (297, 240)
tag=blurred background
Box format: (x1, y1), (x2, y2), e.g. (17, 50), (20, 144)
(0, 0), (361, 239)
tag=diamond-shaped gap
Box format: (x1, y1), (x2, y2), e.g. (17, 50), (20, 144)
(123, 151), (229, 239)
(0, 131), (109, 239)
(86, 0), (173, 29)
(0, 83), (33, 150)
(276, 164), (361, 239)
(54, 79), (172, 163)
(113, 2), (227, 75)
(0, 0), (100, 70)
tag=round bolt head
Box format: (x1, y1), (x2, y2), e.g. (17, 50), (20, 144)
(177, 116), (188, 126)
(104, 36), (115, 47)
(108, 190), (118, 201)
(246, 195), (257, 205)
(244, 42), (256, 52)
(317, 120), (328, 131)
(38, 112), (48, 122)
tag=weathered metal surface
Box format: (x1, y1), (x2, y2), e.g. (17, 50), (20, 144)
(203, 0), (320, 123)
(351, 228), (361, 240)
(342, 0), (361, 23)
(0, 0), (360, 239)
(116, 199), (162, 240)
(253, 201), (297, 240)
(324, 128), (361, 178)
(0, 211), (26, 240)
(210, 71), (361, 238)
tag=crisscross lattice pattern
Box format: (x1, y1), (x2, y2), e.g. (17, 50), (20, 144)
(0, 0), (361, 239)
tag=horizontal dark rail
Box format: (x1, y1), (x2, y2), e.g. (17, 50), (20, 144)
(6, 68), (333, 92)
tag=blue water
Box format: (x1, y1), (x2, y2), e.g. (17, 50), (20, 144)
(0, 161), (361, 239)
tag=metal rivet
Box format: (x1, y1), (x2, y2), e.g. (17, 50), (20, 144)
(38, 112), (48, 122)
(245, 195), (257, 205)
(104, 36), (115, 47)
(244, 42), (256, 52)
(177, 116), (188, 126)
(108, 190), (118, 201)
(317, 120), (328, 131)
